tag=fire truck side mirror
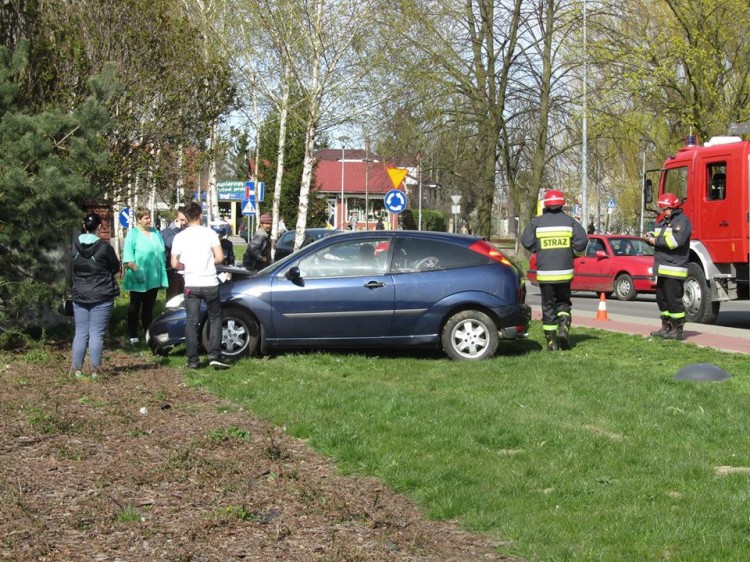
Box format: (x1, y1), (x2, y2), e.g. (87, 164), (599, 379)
(643, 178), (653, 205)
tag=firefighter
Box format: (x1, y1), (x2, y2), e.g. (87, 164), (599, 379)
(521, 189), (588, 351)
(644, 192), (692, 340)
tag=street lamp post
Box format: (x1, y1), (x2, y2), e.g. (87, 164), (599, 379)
(417, 151), (422, 230)
(581, 0), (589, 228)
(640, 139), (648, 236)
(338, 136), (350, 229)
(363, 138), (373, 231)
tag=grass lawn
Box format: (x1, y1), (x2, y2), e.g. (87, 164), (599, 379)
(90, 243), (749, 559)
(171, 323), (750, 561)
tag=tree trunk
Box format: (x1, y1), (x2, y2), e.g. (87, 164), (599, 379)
(272, 63), (290, 252)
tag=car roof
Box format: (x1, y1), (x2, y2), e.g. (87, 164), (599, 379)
(317, 230), (481, 244)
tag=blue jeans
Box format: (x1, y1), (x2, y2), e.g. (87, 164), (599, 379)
(183, 285), (222, 365)
(72, 300), (115, 371)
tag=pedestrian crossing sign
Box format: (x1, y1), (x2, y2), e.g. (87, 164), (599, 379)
(242, 198), (257, 216)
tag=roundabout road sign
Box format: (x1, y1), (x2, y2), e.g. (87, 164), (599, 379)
(384, 189), (407, 213)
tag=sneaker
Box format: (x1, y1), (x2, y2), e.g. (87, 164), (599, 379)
(129, 337), (139, 345)
(90, 372), (98, 380)
(187, 361), (200, 370)
(74, 370), (86, 379)
(209, 359), (230, 370)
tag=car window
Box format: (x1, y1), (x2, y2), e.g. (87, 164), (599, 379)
(279, 231), (295, 246)
(585, 239), (606, 257)
(298, 239), (389, 278)
(391, 237), (487, 272)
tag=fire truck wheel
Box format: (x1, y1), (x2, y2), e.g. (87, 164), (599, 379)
(683, 262), (720, 324)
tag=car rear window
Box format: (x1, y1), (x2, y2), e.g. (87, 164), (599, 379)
(391, 237), (489, 272)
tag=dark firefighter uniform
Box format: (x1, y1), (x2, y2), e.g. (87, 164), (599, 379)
(647, 196), (692, 340)
(521, 194), (588, 350)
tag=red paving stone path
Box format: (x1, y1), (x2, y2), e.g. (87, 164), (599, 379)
(530, 309), (750, 355)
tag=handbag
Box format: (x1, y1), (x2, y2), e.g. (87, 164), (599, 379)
(58, 297), (74, 316)
(58, 270), (74, 316)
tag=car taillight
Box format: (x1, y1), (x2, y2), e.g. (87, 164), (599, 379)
(468, 240), (514, 267)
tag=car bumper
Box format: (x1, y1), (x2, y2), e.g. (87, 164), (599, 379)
(493, 303), (531, 338)
(147, 307), (188, 354)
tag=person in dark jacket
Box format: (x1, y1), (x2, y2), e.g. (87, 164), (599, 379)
(645, 192), (692, 340)
(161, 207), (187, 300)
(218, 226), (235, 266)
(242, 213), (272, 271)
(521, 189), (588, 351)
(70, 213), (121, 379)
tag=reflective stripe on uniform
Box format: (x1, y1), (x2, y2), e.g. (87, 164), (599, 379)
(536, 225), (573, 250)
(662, 227), (678, 250)
(657, 264), (688, 278)
(537, 268), (574, 282)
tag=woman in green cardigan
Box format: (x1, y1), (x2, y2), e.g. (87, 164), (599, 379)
(122, 207), (168, 344)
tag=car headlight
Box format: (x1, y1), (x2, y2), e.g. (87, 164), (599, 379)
(153, 333), (172, 343)
(165, 294), (185, 309)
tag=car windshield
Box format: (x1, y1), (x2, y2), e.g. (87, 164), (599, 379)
(610, 237), (653, 256)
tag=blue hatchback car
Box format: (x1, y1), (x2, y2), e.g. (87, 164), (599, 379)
(147, 231), (530, 361)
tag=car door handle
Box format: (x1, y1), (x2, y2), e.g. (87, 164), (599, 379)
(364, 281), (386, 289)
(719, 220), (729, 227)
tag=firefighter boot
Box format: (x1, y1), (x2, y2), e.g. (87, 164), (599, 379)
(662, 318), (685, 341)
(650, 317), (671, 338)
(544, 330), (559, 351)
(557, 314), (571, 350)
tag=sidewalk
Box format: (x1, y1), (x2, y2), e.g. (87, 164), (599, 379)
(531, 308), (750, 355)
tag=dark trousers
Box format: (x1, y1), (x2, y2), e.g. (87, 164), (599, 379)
(183, 285), (222, 365)
(127, 288), (159, 339)
(540, 283), (572, 330)
(656, 276), (685, 318)
(165, 269), (185, 301)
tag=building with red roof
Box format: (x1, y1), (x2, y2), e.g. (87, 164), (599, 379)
(313, 148), (407, 230)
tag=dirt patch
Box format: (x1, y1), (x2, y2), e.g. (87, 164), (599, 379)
(0, 345), (515, 561)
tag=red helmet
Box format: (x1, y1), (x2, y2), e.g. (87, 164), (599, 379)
(543, 189), (565, 207)
(657, 193), (682, 210)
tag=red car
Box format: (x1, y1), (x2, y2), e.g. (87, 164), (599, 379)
(527, 234), (656, 300)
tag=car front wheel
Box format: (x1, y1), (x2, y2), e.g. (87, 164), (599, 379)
(441, 310), (499, 361)
(201, 307), (260, 358)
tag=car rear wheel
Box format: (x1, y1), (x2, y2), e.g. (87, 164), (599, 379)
(613, 273), (636, 301)
(201, 307), (259, 358)
(441, 310), (499, 361)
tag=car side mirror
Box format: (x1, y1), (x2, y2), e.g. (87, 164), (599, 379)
(595, 250), (609, 259)
(285, 266), (301, 281)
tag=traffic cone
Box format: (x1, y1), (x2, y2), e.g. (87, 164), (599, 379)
(595, 292), (609, 321)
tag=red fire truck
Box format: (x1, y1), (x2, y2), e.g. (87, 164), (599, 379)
(644, 128), (750, 324)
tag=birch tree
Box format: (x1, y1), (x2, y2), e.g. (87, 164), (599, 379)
(228, 0), (377, 249)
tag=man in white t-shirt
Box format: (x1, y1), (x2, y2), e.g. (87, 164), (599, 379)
(171, 201), (228, 369)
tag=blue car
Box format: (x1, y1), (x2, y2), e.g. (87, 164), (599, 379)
(147, 231), (530, 361)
